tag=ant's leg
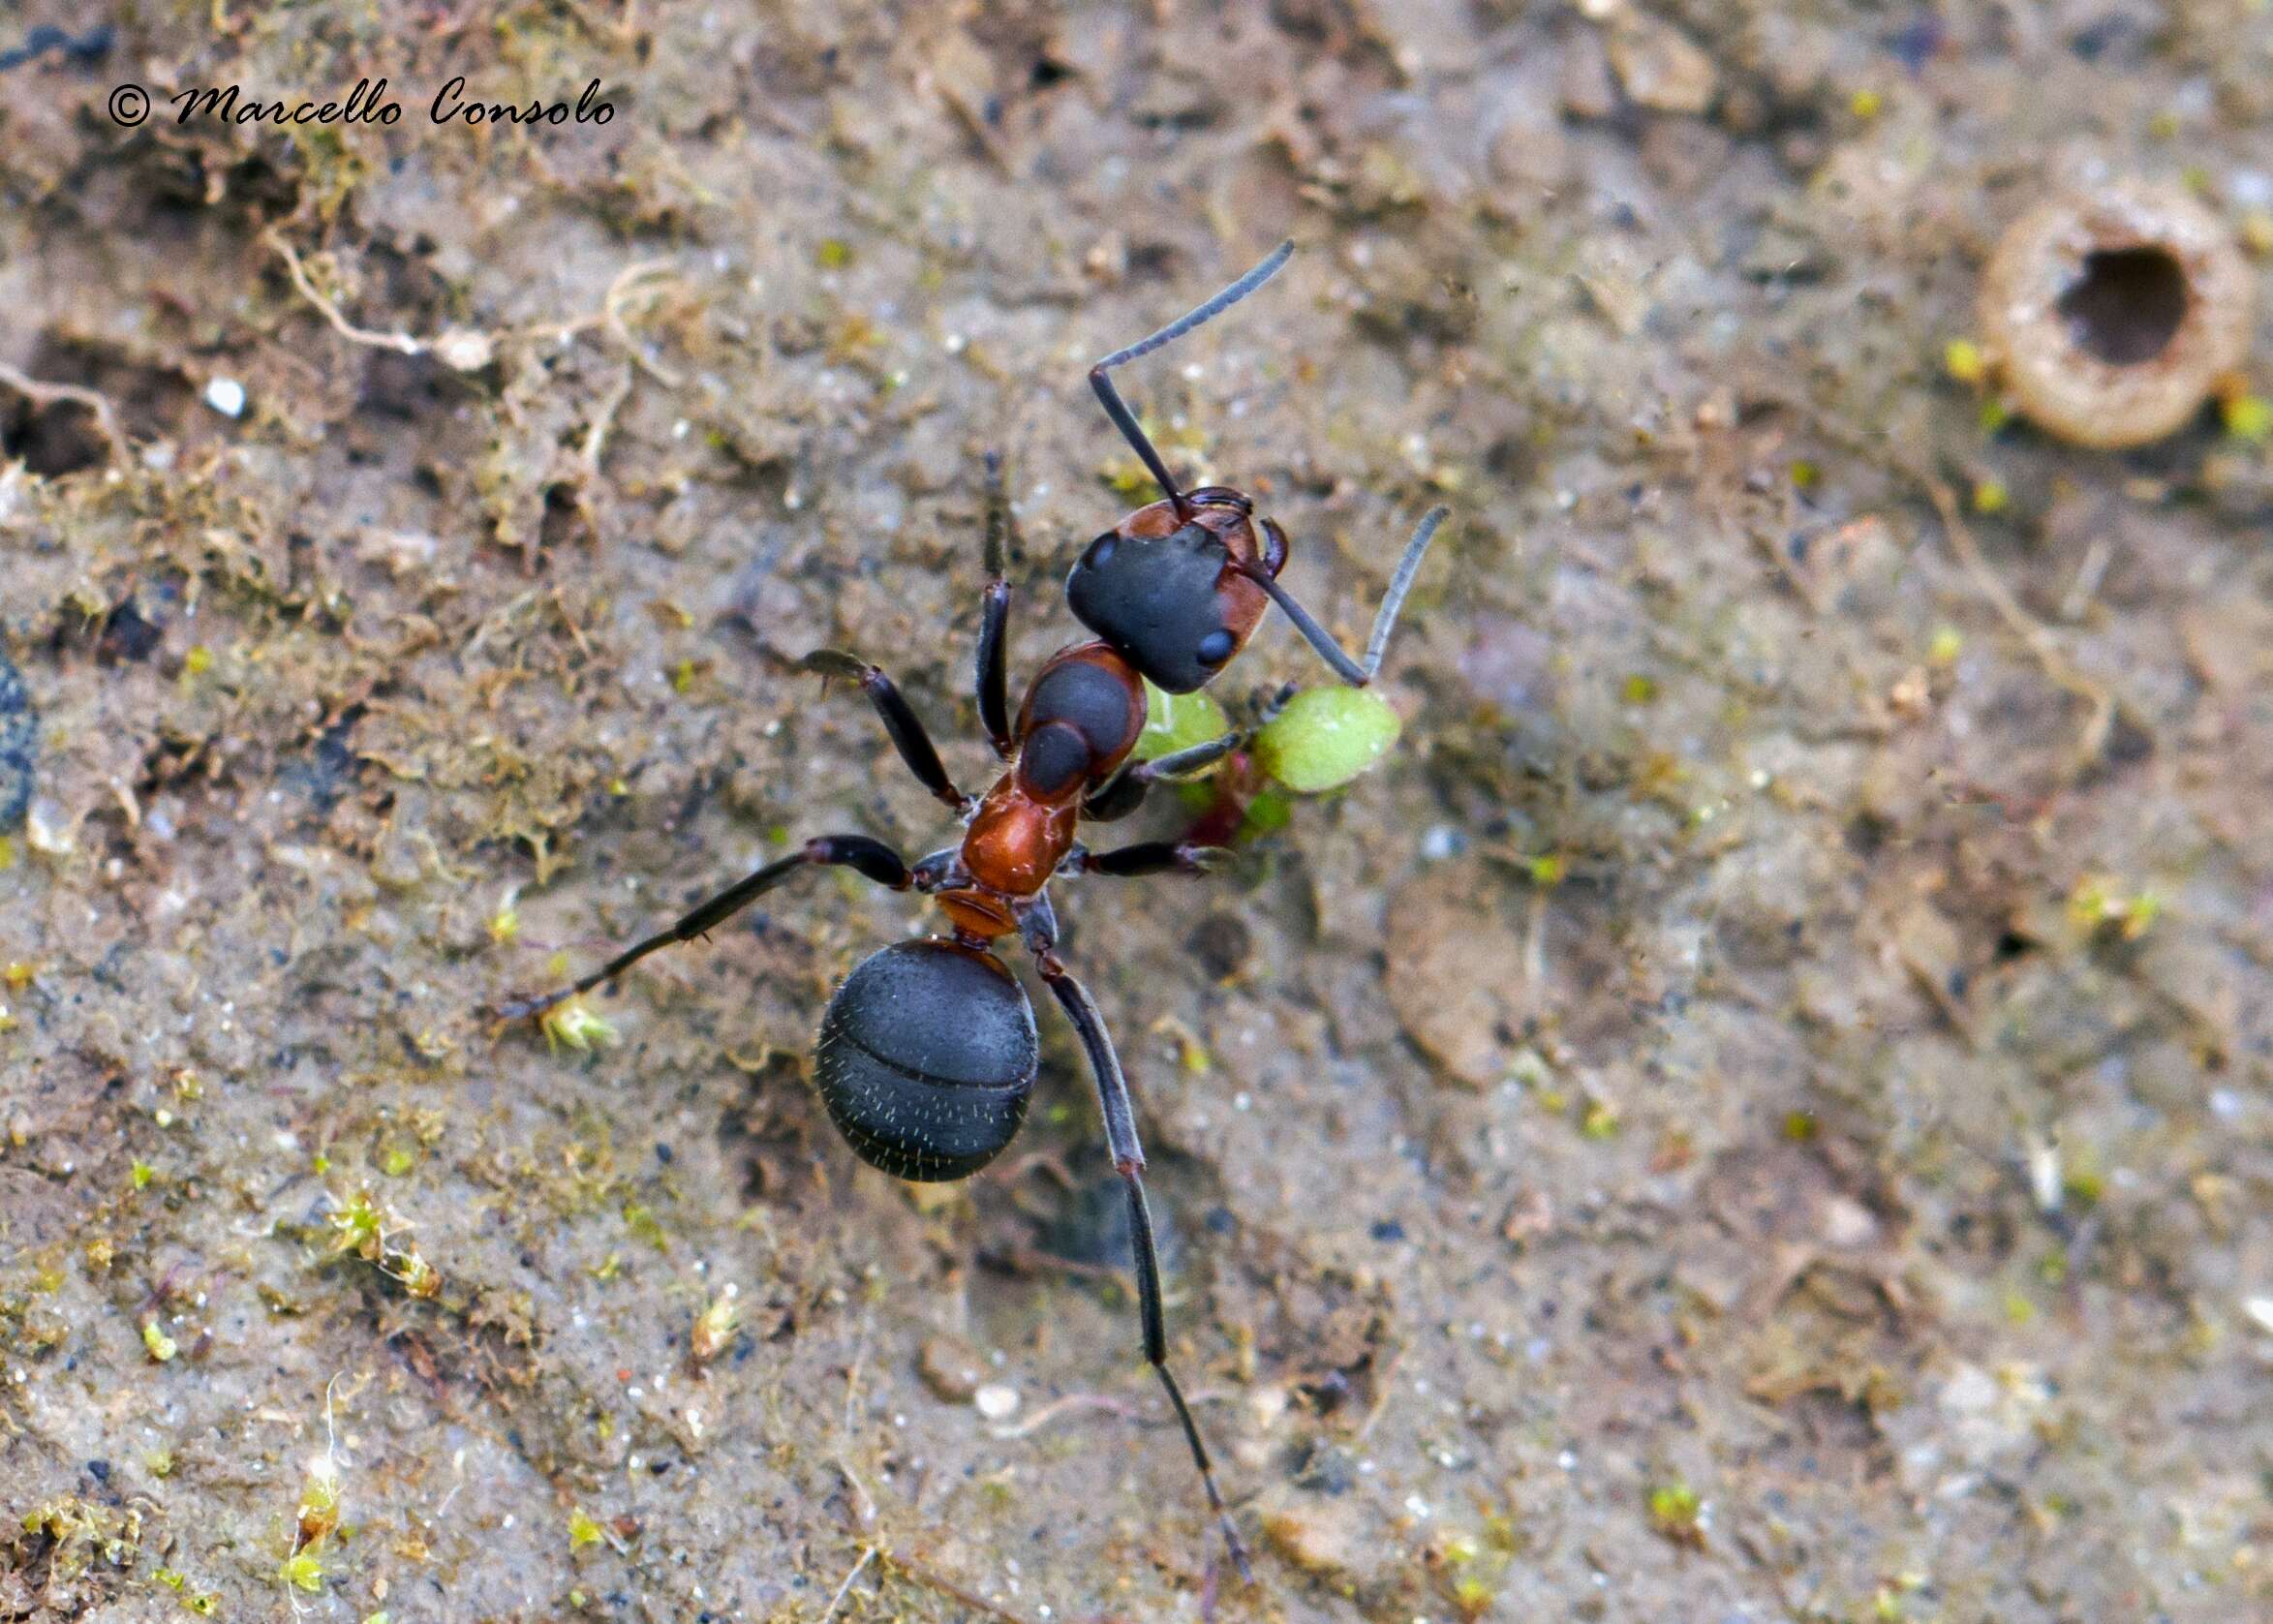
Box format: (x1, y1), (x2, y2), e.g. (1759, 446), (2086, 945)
(1243, 506), (1450, 686)
(494, 835), (908, 1021)
(1090, 240), (1295, 518)
(1083, 730), (1246, 822)
(975, 451), (1017, 759)
(801, 651), (969, 813)
(1017, 915), (1251, 1582)
(1061, 841), (1227, 878)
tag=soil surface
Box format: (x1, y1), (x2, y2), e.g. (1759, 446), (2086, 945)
(3, 3), (2270, 1622)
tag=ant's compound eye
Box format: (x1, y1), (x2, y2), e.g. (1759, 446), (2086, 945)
(1084, 533), (1118, 569)
(1196, 628), (1236, 668)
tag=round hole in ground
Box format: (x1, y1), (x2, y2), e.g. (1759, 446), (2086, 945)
(2056, 246), (2189, 366)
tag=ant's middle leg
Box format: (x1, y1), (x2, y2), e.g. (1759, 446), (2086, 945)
(1061, 841), (1228, 878)
(1240, 506), (1450, 687)
(975, 450), (1017, 760)
(800, 650), (969, 813)
(493, 834), (909, 1021)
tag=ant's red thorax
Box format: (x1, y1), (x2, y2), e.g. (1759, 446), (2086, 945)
(954, 781), (1079, 921)
(947, 641), (1152, 922)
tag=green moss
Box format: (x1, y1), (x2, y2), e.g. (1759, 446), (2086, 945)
(280, 1550), (325, 1593)
(542, 999), (618, 1052)
(622, 1203), (669, 1250)
(1645, 1480), (1703, 1545)
(2221, 393), (2271, 444)
(329, 1190), (384, 1257)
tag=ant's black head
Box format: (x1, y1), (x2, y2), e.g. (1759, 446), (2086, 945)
(1066, 494), (1267, 695)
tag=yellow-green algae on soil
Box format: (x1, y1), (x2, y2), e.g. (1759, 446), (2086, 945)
(3, 3), (2271, 1622)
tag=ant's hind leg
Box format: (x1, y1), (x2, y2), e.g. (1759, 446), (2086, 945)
(801, 650), (969, 813)
(1244, 506), (1450, 686)
(1020, 929), (1252, 1582)
(492, 835), (909, 1022)
(975, 450), (1016, 759)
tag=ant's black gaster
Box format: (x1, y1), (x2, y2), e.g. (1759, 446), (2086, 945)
(496, 243), (1449, 1581)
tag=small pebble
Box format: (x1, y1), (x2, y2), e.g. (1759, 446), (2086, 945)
(202, 377), (246, 418)
(973, 1383), (1020, 1422)
(1606, 15), (1717, 115)
(917, 1333), (988, 1404)
(1261, 1492), (1367, 1579)
(431, 327), (495, 372)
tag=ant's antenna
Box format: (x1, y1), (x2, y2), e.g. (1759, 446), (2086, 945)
(1090, 240), (1296, 519)
(1361, 505), (1450, 680)
(1247, 505), (1451, 687)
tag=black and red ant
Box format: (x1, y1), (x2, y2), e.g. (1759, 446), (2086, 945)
(498, 241), (1447, 1578)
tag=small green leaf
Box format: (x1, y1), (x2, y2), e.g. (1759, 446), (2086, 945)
(1252, 688), (1401, 793)
(1134, 680), (1230, 762)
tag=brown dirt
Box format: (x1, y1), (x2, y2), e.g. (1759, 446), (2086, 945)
(2, 3), (2270, 1621)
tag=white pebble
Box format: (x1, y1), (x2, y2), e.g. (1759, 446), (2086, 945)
(203, 378), (246, 418)
(974, 1383), (1020, 1421)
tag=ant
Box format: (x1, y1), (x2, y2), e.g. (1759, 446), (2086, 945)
(497, 240), (1447, 1580)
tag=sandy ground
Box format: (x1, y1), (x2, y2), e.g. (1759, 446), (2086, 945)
(3, 2), (2270, 1620)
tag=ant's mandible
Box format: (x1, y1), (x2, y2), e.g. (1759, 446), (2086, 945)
(498, 240), (1448, 1580)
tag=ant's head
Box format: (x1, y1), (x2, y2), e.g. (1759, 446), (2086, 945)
(1066, 488), (1281, 694)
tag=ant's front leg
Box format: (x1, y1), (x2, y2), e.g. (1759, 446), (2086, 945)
(1082, 729), (1247, 822)
(1241, 506), (1450, 687)
(975, 450), (1017, 760)
(800, 650), (970, 814)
